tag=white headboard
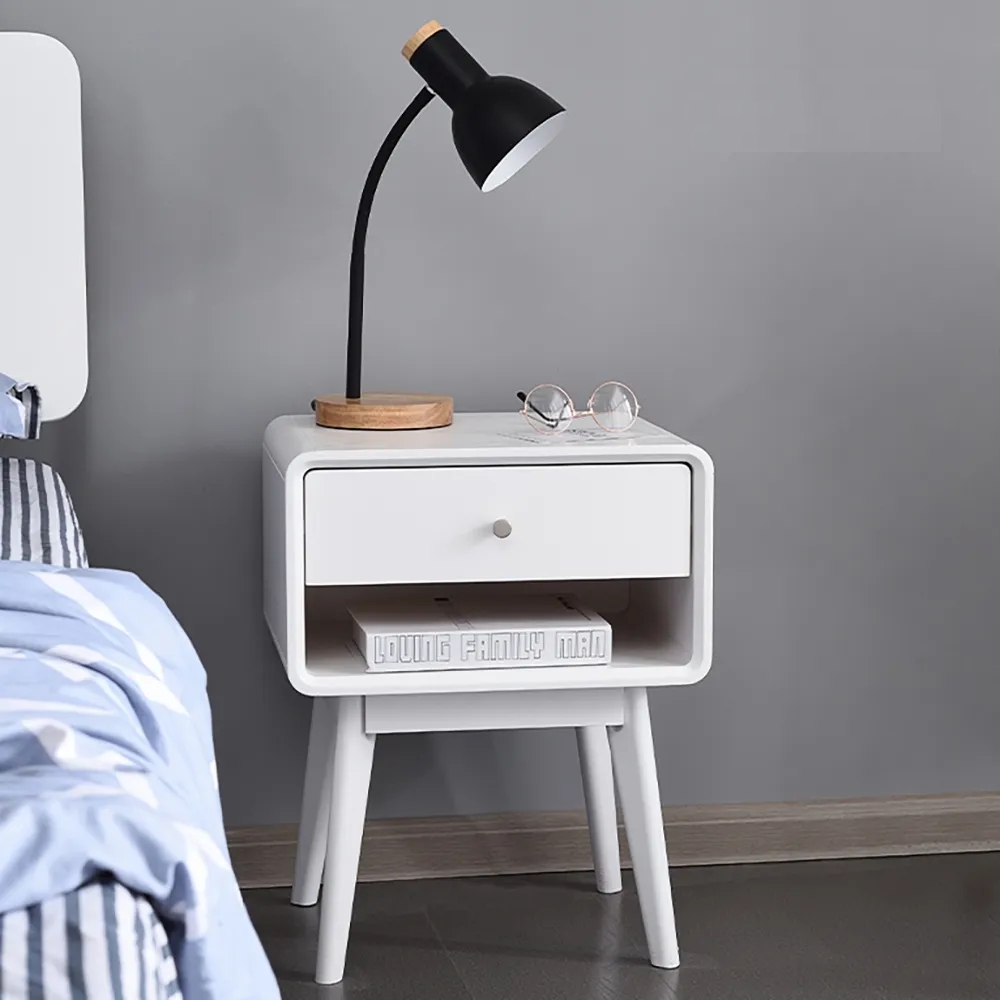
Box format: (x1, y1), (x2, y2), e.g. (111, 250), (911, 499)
(0, 33), (87, 422)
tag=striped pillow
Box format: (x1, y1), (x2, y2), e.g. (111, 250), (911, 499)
(0, 458), (88, 568)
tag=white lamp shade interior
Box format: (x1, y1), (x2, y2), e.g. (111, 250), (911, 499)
(481, 111), (566, 193)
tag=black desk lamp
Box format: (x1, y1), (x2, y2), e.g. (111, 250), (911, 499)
(314, 21), (565, 430)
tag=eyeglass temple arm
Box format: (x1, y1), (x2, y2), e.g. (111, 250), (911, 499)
(516, 391), (562, 428)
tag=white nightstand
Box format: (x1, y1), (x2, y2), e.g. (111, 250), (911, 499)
(263, 413), (714, 985)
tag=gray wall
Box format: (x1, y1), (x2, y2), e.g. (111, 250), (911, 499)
(5, 1), (1000, 827)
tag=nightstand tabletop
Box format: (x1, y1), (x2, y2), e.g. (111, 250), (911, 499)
(264, 412), (705, 473)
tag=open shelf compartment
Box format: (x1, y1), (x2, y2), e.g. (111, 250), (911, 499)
(292, 576), (707, 697)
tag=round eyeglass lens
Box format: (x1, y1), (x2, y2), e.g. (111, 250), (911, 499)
(590, 381), (639, 432)
(523, 385), (574, 434)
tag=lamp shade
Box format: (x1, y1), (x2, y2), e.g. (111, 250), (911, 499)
(405, 22), (565, 191)
(452, 76), (566, 191)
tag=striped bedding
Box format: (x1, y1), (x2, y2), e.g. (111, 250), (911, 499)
(0, 878), (181, 999)
(0, 564), (279, 997)
(0, 458), (87, 569)
(0, 459), (183, 998)
(1, 376), (86, 568)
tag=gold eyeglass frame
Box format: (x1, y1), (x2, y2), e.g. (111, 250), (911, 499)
(519, 381), (640, 435)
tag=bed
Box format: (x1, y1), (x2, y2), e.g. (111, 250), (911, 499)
(0, 33), (278, 1000)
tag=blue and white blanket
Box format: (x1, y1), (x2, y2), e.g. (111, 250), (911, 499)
(0, 563), (279, 999)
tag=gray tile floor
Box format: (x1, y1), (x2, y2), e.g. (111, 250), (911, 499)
(245, 852), (1000, 999)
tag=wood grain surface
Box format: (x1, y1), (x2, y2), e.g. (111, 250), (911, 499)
(402, 21), (443, 62)
(230, 792), (1000, 889)
(314, 393), (454, 430)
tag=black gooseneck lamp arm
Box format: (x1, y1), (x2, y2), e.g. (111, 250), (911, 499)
(345, 86), (435, 400)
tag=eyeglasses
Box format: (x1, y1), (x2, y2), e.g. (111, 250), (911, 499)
(517, 381), (640, 434)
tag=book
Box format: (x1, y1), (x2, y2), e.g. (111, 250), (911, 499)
(348, 594), (612, 672)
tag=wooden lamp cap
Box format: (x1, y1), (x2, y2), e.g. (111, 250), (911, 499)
(402, 20), (443, 61)
(314, 392), (453, 430)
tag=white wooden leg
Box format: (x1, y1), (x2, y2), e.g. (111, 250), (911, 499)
(576, 725), (622, 894)
(608, 688), (679, 969)
(291, 699), (334, 906)
(315, 696), (375, 986)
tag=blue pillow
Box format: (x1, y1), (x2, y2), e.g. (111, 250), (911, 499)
(1, 374), (41, 439)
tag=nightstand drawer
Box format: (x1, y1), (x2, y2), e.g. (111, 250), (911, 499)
(304, 463), (690, 586)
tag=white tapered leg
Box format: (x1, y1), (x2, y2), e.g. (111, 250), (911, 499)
(291, 699), (335, 906)
(576, 725), (622, 894)
(315, 696), (375, 986)
(608, 688), (679, 969)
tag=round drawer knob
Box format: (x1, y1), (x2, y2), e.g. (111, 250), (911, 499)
(493, 518), (512, 539)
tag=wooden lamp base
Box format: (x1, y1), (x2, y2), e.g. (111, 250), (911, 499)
(314, 393), (454, 430)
